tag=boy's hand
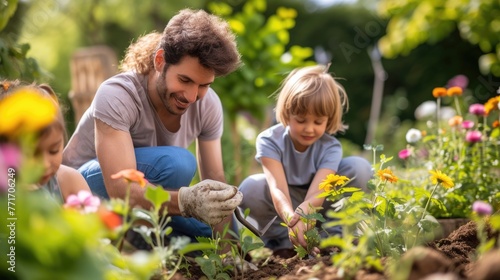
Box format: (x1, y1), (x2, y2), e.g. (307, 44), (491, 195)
(178, 180), (242, 226)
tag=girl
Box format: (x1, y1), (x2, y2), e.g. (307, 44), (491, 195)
(238, 64), (372, 254)
(0, 80), (91, 203)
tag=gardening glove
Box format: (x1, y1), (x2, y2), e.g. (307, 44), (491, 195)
(331, 197), (348, 212)
(178, 179), (242, 226)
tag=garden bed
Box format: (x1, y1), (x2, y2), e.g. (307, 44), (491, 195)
(179, 220), (499, 279)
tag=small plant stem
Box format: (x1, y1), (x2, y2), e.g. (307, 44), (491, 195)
(454, 96), (462, 116)
(413, 182), (439, 247)
(116, 184), (132, 251)
(437, 97), (442, 150)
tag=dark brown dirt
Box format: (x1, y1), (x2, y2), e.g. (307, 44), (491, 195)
(179, 220), (500, 280)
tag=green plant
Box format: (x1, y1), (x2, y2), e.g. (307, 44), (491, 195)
(280, 205), (325, 259)
(396, 88), (500, 218)
(194, 209), (264, 280)
(318, 154), (445, 279)
(108, 169), (214, 279)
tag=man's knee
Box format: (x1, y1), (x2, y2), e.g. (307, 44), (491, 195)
(136, 147), (196, 188)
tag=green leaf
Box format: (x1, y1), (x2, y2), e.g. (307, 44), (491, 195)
(144, 186), (170, 211)
(179, 242), (216, 256)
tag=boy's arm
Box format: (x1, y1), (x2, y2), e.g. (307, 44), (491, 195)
(260, 157), (295, 224)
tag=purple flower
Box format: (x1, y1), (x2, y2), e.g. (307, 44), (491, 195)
(461, 120), (474, 129)
(64, 190), (101, 213)
(0, 143), (22, 193)
(447, 74), (469, 90)
(465, 130), (482, 143)
(472, 201), (493, 216)
(469, 104), (486, 116)
(398, 149), (412, 160)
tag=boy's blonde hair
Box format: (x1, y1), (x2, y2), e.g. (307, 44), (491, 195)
(275, 64), (349, 134)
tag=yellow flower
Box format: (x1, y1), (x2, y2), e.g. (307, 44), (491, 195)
(446, 86), (462, 96)
(377, 168), (398, 183)
(0, 88), (57, 137)
(432, 87), (447, 98)
(318, 174), (350, 192)
(111, 169), (148, 188)
(429, 170), (454, 189)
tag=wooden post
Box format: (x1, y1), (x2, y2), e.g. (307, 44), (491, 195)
(69, 46), (118, 124)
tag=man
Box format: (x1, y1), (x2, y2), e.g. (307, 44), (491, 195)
(63, 9), (242, 247)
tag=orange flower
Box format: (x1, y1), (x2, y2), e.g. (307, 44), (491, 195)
(448, 115), (463, 127)
(111, 169), (148, 188)
(432, 87), (447, 98)
(493, 120), (500, 128)
(98, 209), (122, 230)
(421, 130), (427, 137)
(484, 96), (500, 115)
(446, 86), (462, 96)
(377, 168), (398, 183)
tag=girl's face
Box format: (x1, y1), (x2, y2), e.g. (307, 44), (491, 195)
(288, 112), (328, 152)
(35, 126), (64, 185)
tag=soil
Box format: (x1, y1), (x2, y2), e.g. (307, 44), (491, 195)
(177, 220), (500, 280)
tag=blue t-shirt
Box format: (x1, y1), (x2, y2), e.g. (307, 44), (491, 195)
(255, 124), (342, 188)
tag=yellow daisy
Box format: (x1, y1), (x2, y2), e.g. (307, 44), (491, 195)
(429, 170), (454, 189)
(377, 168), (398, 183)
(318, 174), (350, 192)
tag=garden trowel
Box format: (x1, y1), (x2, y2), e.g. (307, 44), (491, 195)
(234, 208), (277, 237)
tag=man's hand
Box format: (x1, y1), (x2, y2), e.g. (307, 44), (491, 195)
(178, 180), (242, 226)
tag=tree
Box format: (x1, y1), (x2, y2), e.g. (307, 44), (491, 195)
(378, 0), (500, 77)
(0, 0), (45, 81)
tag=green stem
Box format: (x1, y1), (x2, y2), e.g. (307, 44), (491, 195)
(116, 183), (132, 251)
(413, 183), (439, 247)
(454, 96), (462, 116)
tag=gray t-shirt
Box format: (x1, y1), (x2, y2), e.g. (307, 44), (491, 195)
(63, 71), (223, 169)
(256, 124), (342, 187)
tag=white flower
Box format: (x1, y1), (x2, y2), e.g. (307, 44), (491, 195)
(439, 106), (456, 120)
(414, 101), (436, 120)
(406, 128), (422, 143)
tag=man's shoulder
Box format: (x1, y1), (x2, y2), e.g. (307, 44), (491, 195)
(102, 71), (144, 89)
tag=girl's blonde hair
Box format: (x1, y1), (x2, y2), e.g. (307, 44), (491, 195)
(274, 64), (349, 134)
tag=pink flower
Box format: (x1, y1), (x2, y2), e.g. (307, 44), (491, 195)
(398, 149), (412, 160)
(469, 104), (486, 116)
(64, 190), (101, 213)
(0, 143), (22, 193)
(447, 74), (469, 90)
(465, 130), (482, 143)
(461, 120), (474, 129)
(472, 201), (492, 216)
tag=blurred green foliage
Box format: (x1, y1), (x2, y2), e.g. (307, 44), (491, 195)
(3, 0), (499, 182)
(378, 0), (500, 77)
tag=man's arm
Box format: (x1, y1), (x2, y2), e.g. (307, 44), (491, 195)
(95, 118), (182, 214)
(196, 138), (235, 241)
(196, 138), (225, 182)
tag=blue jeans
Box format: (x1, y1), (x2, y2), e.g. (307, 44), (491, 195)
(78, 146), (212, 240)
